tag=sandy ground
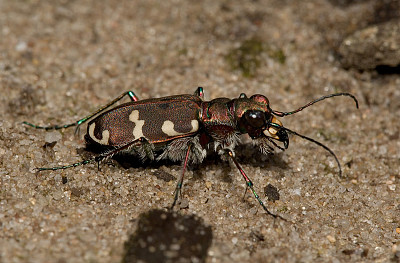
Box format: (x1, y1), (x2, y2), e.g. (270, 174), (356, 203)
(1, 0), (399, 262)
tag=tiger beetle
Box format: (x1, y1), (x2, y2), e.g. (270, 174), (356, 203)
(23, 87), (358, 218)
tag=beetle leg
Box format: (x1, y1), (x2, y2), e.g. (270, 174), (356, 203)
(226, 150), (285, 219)
(134, 139), (155, 161)
(23, 90), (140, 133)
(193, 87), (204, 99)
(157, 136), (206, 164)
(170, 143), (192, 209)
(36, 137), (147, 172)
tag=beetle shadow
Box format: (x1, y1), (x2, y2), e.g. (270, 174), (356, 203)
(123, 209), (213, 263)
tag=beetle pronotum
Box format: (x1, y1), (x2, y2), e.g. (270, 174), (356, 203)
(24, 87), (358, 217)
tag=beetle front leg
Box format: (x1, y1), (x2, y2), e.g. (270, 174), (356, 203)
(226, 149), (286, 219)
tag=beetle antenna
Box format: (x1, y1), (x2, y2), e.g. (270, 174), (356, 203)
(271, 93), (358, 117)
(275, 125), (342, 177)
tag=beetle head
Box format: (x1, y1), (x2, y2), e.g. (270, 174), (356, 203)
(235, 94), (289, 149)
(235, 92), (359, 177)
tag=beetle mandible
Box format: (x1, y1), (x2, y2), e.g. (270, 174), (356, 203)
(24, 87), (358, 217)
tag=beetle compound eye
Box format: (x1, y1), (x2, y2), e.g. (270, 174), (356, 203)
(244, 110), (266, 128)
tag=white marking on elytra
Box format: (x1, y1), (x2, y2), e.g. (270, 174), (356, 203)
(161, 120), (199, 137)
(190, 120), (199, 132)
(88, 123), (110, 145)
(129, 110), (145, 139)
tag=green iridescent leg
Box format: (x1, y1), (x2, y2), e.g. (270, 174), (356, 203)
(227, 150), (286, 220)
(23, 91), (139, 131)
(194, 87), (204, 99)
